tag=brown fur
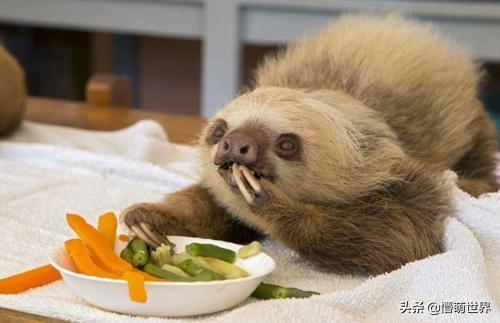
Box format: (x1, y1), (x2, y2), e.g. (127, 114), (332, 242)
(0, 45), (26, 136)
(124, 15), (497, 275)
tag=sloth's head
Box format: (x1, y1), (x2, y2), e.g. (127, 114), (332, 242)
(199, 87), (405, 204)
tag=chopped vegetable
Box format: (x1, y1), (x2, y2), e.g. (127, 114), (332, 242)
(185, 243), (236, 263)
(97, 212), (117, 248)
(161, 264), (190, 278)
(0, 264), (61, 294)
(170, 252), (247, 279)
(171, 251), (190, 266)
(65, 239), (118, 279)
(178, 259), (225, 281)
(171, 253), (218, 275)
(251, 283), (319, 300)
(238, 241), (261, 259)
(130, 238), (149, 267)
(66, 213), (132, 274)
(122, 271), (146, 303)
(143, 263), (192, 282)
(120, 246), (134, 265)
(150, 243), (172, 267)
(201, 257), (249, 279)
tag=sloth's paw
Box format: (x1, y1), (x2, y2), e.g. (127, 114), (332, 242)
(121, 203), (189, 248)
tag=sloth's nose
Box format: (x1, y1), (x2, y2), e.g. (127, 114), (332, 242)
(215, 132), (258, 166)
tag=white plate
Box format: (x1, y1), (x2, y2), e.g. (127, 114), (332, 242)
(50, 236), (275, 317)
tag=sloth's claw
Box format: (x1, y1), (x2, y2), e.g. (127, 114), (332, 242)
(142, 222), (176, 249)
(140, 222), (162, 246)
(239, 165), (262, 194)
(232, 163), (255, 204)
(130, 224), (159, 248)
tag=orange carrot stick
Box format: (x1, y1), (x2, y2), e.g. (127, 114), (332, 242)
(0, 264), (61, 294)
(122, 271), (147, 303)
(66, 214), (132, 274)
(97, 212), (117, 248)
(65, 239), (118, 279)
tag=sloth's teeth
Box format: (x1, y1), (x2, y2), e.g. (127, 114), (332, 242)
(232, 163), (254, 204)
(239, 165), (262, 194)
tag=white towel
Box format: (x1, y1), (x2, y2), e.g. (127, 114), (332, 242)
(0, 121), (498, 322)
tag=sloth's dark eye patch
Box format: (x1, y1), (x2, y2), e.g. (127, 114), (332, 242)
(206, 119), (227, 145)
(275, 133), (301, 160)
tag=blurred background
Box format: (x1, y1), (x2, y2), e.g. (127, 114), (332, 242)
(0, 0), (499, 127)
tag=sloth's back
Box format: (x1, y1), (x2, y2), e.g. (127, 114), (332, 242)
(256, 14), (494, 169)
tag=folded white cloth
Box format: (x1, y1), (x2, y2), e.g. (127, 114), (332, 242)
(0, 121), (498, 322)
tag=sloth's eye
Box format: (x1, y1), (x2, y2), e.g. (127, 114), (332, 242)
(206, 119), (227, 145)
(278, 140), (295, 151)
(213, 127), (225, 140)
(275, 133), (300, 160)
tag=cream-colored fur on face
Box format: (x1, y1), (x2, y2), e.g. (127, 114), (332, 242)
(0, 45), (26, 136)
(199, 87), (407, 221)
(256, 14), (491, 169)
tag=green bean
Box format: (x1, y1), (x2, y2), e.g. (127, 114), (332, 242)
(251, 283), (320, 300)
(185, 243), (236, 263)
(143, 263), (193, 282)
(178, 259), (225, 281)
(130, 238), (149, 267)
(120, 246), (134, 265)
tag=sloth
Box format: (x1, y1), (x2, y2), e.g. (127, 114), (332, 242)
(123, 15), (498, 275)
(0, 45), (26, 136)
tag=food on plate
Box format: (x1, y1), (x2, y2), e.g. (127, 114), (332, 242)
(143, 264), (191, 282)
(65, 239), (118, 279)
(122, 271), (147, 303)
(97, 211), (118, 248)
(186, 242), (237, 263)
(160, 264), (191, 278)
(238, 241), (261, 259)
(150, 242), (172, 266)
(130, 238), (149, 267)
(177, 259), (225, 281)
(67, 213), (132, 275)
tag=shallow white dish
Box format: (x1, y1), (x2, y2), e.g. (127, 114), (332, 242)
(50, 236), (275, 317)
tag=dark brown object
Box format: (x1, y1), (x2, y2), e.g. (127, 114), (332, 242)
(0, 45), (26, 136)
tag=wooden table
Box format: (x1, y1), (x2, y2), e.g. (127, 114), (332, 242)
(25, 97), (207, 144)
(2, 97), (206, 322)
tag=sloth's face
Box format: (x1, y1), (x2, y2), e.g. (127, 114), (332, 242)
(199, 87), (403, 205)
(206, 117), (301, 190)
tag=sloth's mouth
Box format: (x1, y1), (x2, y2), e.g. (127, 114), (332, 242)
(216, 162), (270, 203)
(218, 161), (266, 181)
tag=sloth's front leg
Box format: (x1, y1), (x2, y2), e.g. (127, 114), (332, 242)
(232, 164), (417, 275)
(121, 184), (261, 247)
